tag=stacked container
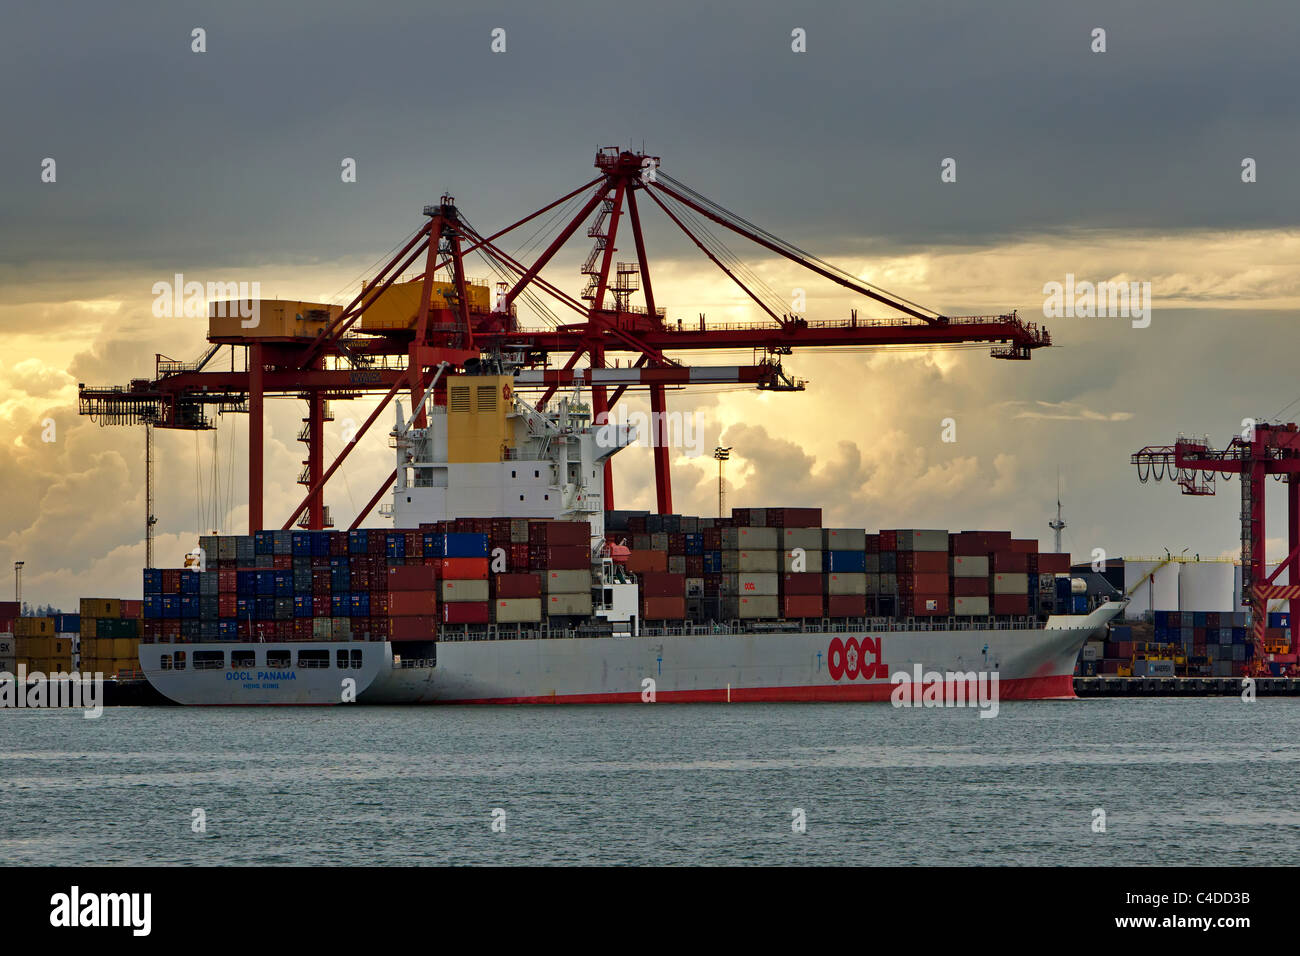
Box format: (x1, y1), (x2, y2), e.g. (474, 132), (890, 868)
(823, 528), (868, 618)
(721, 526), (779, 619)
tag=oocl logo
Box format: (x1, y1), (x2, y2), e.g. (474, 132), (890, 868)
(828, 636), (885, 681)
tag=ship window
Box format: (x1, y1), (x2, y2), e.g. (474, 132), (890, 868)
(337, 649), (349, 669)
(519, 495), (525, 501)
(231, 650), (255, 668)
(350, 650), (363, 668)
(160, 654), (172, 670)
(534, 470), (539, 478)
(511, 470), (516, 478)
(266, 650), (290, 668)
(173, 651), (186, 670)
(194, 651), (225, 670)
(407, 496), (412, 503)
(544, 494), (549, 500)
(297, 650), (330, 669)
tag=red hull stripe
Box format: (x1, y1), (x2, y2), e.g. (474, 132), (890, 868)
(432, 674), (1076, 705)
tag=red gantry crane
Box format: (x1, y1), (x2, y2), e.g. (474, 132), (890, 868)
(79, 147), (1051, 534)
(1132, 422), (1300, 676)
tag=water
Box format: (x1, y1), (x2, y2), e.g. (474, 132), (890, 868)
(2, 699), (1298, 866)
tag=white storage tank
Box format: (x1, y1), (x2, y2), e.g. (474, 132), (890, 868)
(1123, 560), (1160, 620)
(1178, 561), (1234, 612)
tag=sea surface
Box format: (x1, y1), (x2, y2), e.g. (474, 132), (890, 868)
(1, 698), (1298, 866)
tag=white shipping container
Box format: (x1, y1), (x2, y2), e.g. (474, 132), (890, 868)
(547, 592), (593, 616)
(442, 579), (490, 602)
(781, 528), (822, 551)
(495, 598), (542, 623)
(822, 528), (867, 551)
(685, 577), (705, 597)
(952, 596), (990, 616)
(722, 526), (780, 550)
(721, 573), (780, 597)
(991, 572), (1030, 594)
(722, 549), (780, 572)
(784, 549), (823, 573)
(1081, 642), (1102, 661)
(331, 619), (352, 640)
(544, 569), (592, 592)
(898, 529), (948, 552)
(826, 572), (868, 596)
(724, 595), (780, 619)
(949, 555), (989, 577)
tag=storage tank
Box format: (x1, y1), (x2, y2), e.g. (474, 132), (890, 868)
(1178, 561), (1234, 612)
(1123, 560), (1160, 620)
(1152, 561), (1180, 613)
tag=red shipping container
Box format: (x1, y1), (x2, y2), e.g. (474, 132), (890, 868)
(1009, 538), (1039, 554)
(509, 543), (530, 570)
(441, 558), (490, 580)
(992, 594), (1029, 615)
(702, 528), (722, 549)
(991, 551), (1028, 572)
(685, 554), (704, 576)
(766, 507), (822, 527)
(388, 564), (438, 590)
(442, 601), (490, 625)
(898, 572), (949, 594)
(783, 594), (824, 618)
(390, 616), (438, 641)
(536, 546), (588, 570)
(369, 617), (390, 639)
(495, 573), (542, 599)
(879, 530), (898, 551)
(352, 569), (373, 591)
(121, 600), (143, 619)
(640, 572), (686, 598)
(294, 620), (312, 640)
(390, 590), (437, 616)
(667, 533), (685, 555)
(899, 594), (949, 616)
(827, 594), (867, 617)
(369, 591), (389, 616)
(273, 555), (292, 570)
(897, 551), (947, 573)
(642, 596), (686, 620)
(951, 577), (989, 596)
(218, 594), (238, 616)
(0, 601), (19, 618)
(528, 520), (590, 546)
(625, 550), (667, 573)
(781, 572), (821, 596)
(1036, 552), (1071, 574)
(218, 570), (238, 593)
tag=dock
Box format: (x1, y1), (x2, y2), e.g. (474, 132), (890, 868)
(1074, 676), (1300, 697)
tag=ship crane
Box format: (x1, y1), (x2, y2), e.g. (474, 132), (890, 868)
(1132, 422), (1300, 675)
(78, 148), (1051, 534)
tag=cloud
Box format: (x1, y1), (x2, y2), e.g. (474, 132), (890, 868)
(1000, 400), (1135, 422)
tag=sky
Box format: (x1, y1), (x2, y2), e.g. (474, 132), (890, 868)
(3, 0), (1300, 610)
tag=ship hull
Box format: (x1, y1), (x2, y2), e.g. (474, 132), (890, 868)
(141, 609), (1118, 706)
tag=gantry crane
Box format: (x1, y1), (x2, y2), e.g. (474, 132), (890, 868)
(1132, 422), (1300, 675)
(79, 147), (1052, 535)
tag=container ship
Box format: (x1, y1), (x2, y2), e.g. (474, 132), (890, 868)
(127, 372), (1119, 705)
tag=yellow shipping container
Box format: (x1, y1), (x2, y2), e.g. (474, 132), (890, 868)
(16, 635), (55, 657)
(110, 638), (140, 659)
(81, 617), (97, 638)
(80, 599), (121, 620)
(13, 617), (54, 637)
(358, 278), (492, 331)
(208, 300), (343, 341)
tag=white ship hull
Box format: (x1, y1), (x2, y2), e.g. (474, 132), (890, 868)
(140, 606), (1119, 706)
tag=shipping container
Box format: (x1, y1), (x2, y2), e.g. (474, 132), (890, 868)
(780, 527), (822, 551)
(494, 598), (543, 624)
(721, 526), (779, 550)
(543, 569), (592, 593)
(546, 592), (594, 616)
(723, 595), (780, 619)
(952, 595), (990, 616)
(721, 572), (779, 597)
(642, 596), (686, 620)
(440, 558), (490, 580)
(991, 572), (1030, 594)
(992, 594), (1029, 615)
(442, 579), (490, 603)
(781, 572), (822, 596)
(949, 554), (989, 577)
(640, 572), (686, 598)
(822, 528), (867, 551)
(826, 550), (866, 573)
(721, 549), (780, 572)
(495, 573), (542, 599)
(783, 548), (823, 573)
(826, 594), (867, 617)
(783, 595), (824, 618)
(390, 590), (438, 616)
(895, 529), (948, 552)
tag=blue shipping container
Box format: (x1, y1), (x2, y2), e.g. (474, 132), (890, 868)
(143, 569), (163, 594)
(827, 550), (866, 573)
